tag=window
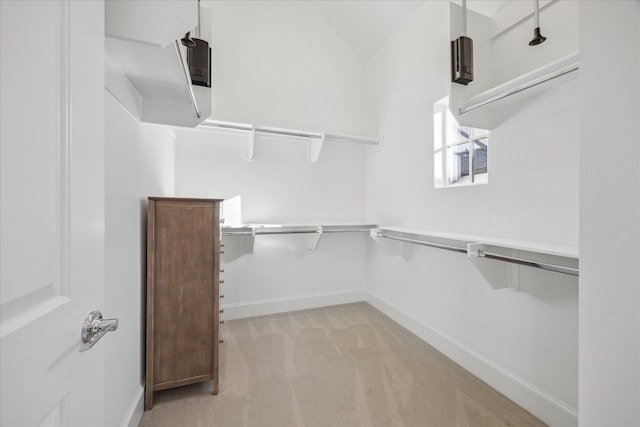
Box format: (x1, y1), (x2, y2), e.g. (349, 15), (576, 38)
(433, 97), (488, 187)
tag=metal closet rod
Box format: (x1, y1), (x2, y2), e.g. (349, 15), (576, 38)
(199, 120), (379, 145)
(323, 228), (373, 233)
(375, 231), (579, 276)
(375, 232), (467, 254)
(221, 227), (375, 237)
(459, 62), (579, 115)
(478, 250), (579, 276)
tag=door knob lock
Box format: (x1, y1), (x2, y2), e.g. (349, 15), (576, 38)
(80, 310), (118, 352)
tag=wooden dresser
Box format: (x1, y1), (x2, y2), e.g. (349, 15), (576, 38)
(145, 197), (222, 410)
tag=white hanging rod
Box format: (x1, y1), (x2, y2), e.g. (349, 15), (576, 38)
(253, 230), (317, 236)
(220, 230), (254, 236)
(374, 229), (579, 276)
(174, 40), (201, 119)
(375, 231), (467, 254)
(199, 120), (379, 146)
(221, 224), (376, 237)
(475, 249), (579, 276)
(323, 227), (374, 233)
(458, 61), (579, 115)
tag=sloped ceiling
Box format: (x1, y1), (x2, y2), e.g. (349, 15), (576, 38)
(311, 0), (507, 61)
(311, 1), (426, 60)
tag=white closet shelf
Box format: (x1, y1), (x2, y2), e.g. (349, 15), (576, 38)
(198, 119), (380, 163)
(105, 0), (211, 128)
(106, 38), (211, 128)
(371, 226), (579, 277)
(221, 223), (376, 257)
(454, 52), (579, 128)
(223, 223), (376, 235)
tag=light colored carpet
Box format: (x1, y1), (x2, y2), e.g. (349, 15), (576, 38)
(140, 302), (546, 427)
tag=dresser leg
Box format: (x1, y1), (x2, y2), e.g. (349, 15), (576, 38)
(145, 386), (153, 410)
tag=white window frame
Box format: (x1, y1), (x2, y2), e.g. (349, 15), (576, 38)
(434, 97), (488, 188)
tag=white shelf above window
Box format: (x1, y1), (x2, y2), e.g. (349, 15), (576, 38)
(449, 0), (580, 130)
(105, 0), (211, 128)
(457, 52), (579, 125)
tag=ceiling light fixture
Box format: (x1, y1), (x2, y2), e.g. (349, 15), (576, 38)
(451, 0), (474, 85)
(529, 0), (547, 46)
(186, 0), (211, 87)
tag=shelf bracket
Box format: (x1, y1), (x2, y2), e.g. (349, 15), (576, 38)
(221, 230), (255, 262)
(369, 228), (409, 259)
(247, 129), (255, 161)
(468, 243), (520, 290)
(307, 226), (323, 250)
(309, 133), (325, 164)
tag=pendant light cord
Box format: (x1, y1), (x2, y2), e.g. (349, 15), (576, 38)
(529, 0), (547, 46)
(197, 0), (201, 38)
(462, 0), (467, 37)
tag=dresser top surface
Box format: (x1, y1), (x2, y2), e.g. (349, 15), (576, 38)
(148, 197), (224, 203)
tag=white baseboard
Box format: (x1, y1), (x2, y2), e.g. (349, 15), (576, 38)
(222, 290), (367, 320)
(121, 385), (144, 427)
(366, 292), (578, 427)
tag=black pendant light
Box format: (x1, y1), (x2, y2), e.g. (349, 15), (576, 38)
(529, 0), (547, 46)
(181, 32), (196, 48)
(451, 0), (473, 85)
(186, 0), (211, 87)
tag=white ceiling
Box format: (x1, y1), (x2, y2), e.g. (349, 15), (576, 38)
(311, 0), (507, 61)
(311, 1), (426, 60)
(453, 0), (507, 18)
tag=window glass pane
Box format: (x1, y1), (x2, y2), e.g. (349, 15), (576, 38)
(433, 111), (442, 151)
(445, 109), (459, 144)
(434, 151), (443, 187)
(445, 110), (469, 146)
(447, 142), (470, 185)
(433, 96), (488, 188)
(472, 139), (488, 182)
(457, 126), (471, 143)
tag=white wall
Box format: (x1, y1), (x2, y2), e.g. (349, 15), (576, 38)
(174, 131), (366, 224)
(490, 0), (579, 86)
(364, 2), (579, 425)
(173, 1), (372, 319)
(100, 2), (640, 425)
(205, 0), (372, 136)
(579, 2), (640, 425)
(174, 129), (368, 319)
(173, 2), (582, 424)
(105, 93), (175, 427)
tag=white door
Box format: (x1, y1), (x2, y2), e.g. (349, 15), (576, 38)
(1, 1), (107, 426)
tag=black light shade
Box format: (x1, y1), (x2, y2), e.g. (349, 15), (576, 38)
(451, 36), (474, 85)
(181, 32), (196, 48)
(529, 27), (547, 46)
(187, 38), (211, 88)
(529, 0), (547, 46)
